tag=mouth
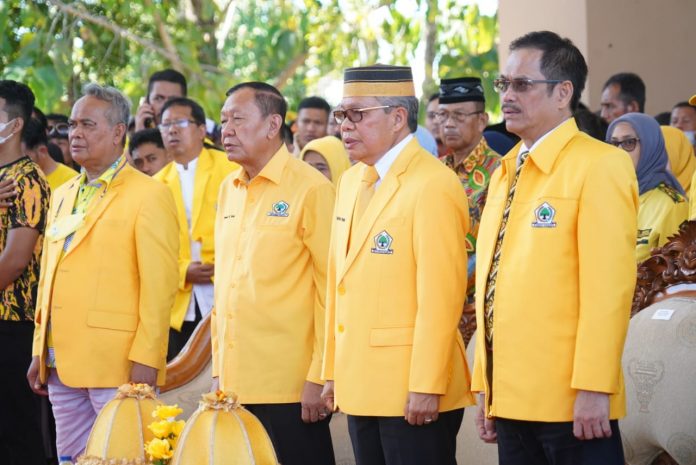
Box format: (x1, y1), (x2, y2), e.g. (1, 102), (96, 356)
(342, 137), (359, 149)
(502, 106), (521, 118)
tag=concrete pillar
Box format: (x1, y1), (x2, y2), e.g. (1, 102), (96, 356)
(498, 0), (696, 115)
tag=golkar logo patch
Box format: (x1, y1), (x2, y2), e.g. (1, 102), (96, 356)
(268, 200), (290, 217)
(371, 230), (394, 255)
(531, 202), (557, 228)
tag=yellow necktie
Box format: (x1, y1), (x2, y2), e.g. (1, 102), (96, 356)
(484, 150), (530, 348)
(351, 165), (380, 236)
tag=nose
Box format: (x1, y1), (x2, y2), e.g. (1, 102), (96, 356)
(221, 120), (235, 139)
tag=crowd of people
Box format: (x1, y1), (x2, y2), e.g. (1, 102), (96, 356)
(1, 28), (695, 465)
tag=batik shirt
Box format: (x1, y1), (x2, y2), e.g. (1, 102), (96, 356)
(0, 156), (49, 321)
(440, 137), (501, 253)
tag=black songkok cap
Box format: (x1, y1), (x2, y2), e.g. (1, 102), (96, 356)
(439, 77), (485, 104)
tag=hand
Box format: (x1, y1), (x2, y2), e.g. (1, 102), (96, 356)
(130, 362), (158, 387)
(26, 356), (48, 396)
(475, 394), (497, 443)
(186, 262), (214, 284)
(135, 102), (156, 131)
(0, 178), (18, 208)
(404, 392), (439, 426)
(301, 381), (329, 423)
(573, 390), (612, 440)
(320, 380), (336, 412)
(210, 376), (219, 393)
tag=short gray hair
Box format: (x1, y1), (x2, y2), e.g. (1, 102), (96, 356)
(82, 83), (131, 127)
(375, 96), (419, 133)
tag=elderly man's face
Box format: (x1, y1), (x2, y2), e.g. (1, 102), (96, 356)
(220, 87), (275, 164)
(338, 96), (399, 165)
(68, 96), (124, 169)
(438, 101), (487, 153)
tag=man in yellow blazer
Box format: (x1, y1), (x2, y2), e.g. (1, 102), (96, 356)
(320, 65), (474, 465)
(212, 82), (335, 465)
(153, 97), (237, 360)
(26, 84), (179, 461)
(472, 32), (638, 465)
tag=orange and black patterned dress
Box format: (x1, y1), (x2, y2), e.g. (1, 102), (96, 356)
(0, 156), (50, 322)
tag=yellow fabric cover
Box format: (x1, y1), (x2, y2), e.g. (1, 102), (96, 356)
(300, 136), (352, 184)
(171, 394), (278, 465)
(154, 147), (238, 331)
(78, 384), (160, 465)
(662, 125), (696, 193)
(636, 185), (688, 263)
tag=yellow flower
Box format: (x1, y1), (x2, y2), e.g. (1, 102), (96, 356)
(170, 420), (185, 437)
(145, 438), (173, 460)
(148, 419), (172, 439)
(153, 404), (183, 420)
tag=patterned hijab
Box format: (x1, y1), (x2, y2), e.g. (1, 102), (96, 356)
(606, 112), (685, 196)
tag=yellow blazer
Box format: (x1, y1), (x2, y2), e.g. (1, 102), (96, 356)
(154, 147), (238, 330)
(32, 164), (179, 387)
(322, 138), (475, 417)
(472, 119), (638, 422)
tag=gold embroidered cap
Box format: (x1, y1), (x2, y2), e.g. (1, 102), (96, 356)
(343, 64), (415, 98)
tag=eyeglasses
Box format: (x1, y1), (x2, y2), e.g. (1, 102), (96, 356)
(609, 137), (640, 152)
(426, 111), (438, 120)
(493, 78), (563, 93)
(435, 110), (483, 123)
(158, 119), (198, 132)
(333, 106), (393, 124)
(48, 122), (69, 137)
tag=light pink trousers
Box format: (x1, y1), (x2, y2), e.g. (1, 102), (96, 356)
(47, 370), (117, 461)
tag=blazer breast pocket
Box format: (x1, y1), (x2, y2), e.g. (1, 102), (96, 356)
(369, 327), (414, 347)
(87, 310), (137, 332)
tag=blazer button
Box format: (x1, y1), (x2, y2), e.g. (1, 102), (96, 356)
(337, 284), (346, 295)
(337, 324), (345, 333)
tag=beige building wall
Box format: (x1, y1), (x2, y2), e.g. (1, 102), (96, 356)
(498, 0), (696, 115)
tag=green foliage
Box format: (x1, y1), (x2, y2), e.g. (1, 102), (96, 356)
(0, 0), (499, 122)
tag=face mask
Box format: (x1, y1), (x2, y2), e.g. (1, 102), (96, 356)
(684, 130), (696, 146)
(0, 119), (16, 145)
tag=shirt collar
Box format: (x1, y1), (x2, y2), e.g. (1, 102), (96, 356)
(233, 144), (289, 187)
(444, 136), (489, 173)
(518, 117), (570, 160)
(374, 134), (414, 183)
(175, 155), (198, 174)
(79, 155), (125, 189)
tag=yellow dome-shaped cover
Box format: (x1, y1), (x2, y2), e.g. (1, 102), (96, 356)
(77, 384), (161, 465)
(171, 391), (278, 465)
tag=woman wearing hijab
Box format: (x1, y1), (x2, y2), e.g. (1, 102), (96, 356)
(661, 125), (695, 193)
(299, 135), (352, 183)
(607, 113), (689, 262)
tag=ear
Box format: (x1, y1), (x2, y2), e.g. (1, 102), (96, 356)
(627, 100), (639, 113)
(557, 81), (574, 109)
(38, 145), (49, 159)
(112, 122), (127, 146)
(14, 117), (25, 136)
(267, 114), (283, 139)
(197, 123), (207, 141)
(477, 111), (489, 132)
(392, 107), (409, 133)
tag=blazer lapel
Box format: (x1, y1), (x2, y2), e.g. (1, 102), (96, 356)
(61, 168), (128, 258)
(191, 148), (211, 236)
(45, 177), (81, 272)
(340, 139), (418, 279)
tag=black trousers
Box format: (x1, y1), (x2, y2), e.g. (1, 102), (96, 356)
(246, 402), (335, 465)
(347, 408), (464, 465)
(167, 300), (202, 361)
(0, 321), (48, 465)
(496, 418), (624, 465)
